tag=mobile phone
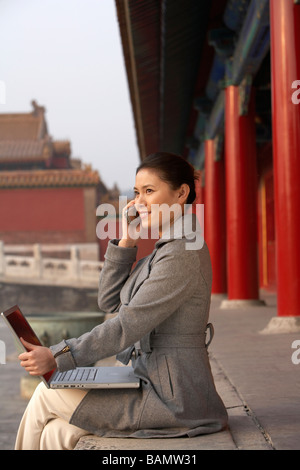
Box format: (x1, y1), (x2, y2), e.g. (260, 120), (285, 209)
(124, 206), (139, 224)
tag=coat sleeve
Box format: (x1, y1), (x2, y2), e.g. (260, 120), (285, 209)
(50, 241), (200, 371)
(97, 239), (138, 313)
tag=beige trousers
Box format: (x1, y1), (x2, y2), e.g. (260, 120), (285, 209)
(15, 382), (91, 450)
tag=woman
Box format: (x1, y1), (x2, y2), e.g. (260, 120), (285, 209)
(15, 152), (228, 450)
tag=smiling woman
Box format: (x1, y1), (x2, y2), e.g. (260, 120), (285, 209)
(15, 152), (228, 450)
(136, 152), (197, 205)
(119, 152), (197, 246)
(133, 170), (187, 233)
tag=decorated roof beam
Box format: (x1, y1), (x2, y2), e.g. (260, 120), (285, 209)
(193, 96), (213, 140)
(205, 0), (253, 96)
(223, 0), (252, 33)
(226, 0), (270, 86)
(208, 28), (236, 60)
(204, 0), (252, 97)
(192, 141), (205, 171)
(191, 0), (271, 169)
(205, 54), (226, 102)
(205, 90), (225, 142)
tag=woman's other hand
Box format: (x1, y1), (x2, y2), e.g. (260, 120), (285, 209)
(18, 338), (57, 375)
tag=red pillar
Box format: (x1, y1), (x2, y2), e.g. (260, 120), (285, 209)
(204, 139), (227, 294)
(270, 0), (300, 317)
(224, 86), (260, 302)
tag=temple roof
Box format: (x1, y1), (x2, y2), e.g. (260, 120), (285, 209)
(0, 168), (100, 188)
(0, 100), (48, 141)
(0, 139), (52, 163)
(0, 100), (71, 167)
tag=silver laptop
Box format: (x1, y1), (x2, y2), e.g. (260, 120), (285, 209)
(1, 305), (140, 390)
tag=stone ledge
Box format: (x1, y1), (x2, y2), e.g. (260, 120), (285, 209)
(74, 429), (236, 451)
(74, 355), (274, 451)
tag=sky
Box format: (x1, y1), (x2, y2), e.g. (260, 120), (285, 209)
(0, 0), (140, 193)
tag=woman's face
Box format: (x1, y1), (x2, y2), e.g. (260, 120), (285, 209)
(133, 169), (189, 236)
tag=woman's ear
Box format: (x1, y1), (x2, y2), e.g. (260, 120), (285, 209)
(178, 184), (190, 204)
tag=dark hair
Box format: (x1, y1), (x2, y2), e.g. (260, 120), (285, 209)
(136, 152), (198, 205)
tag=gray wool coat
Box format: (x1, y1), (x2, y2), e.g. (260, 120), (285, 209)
(50, 214), (228, 438)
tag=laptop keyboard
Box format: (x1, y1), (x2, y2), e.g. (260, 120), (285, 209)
(53, 367), (97, 383)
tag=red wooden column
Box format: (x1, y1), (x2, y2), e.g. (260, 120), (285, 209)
(270, 0), (300, 319)
(222, 86), (262, 307)
(204, 139), (227, 294)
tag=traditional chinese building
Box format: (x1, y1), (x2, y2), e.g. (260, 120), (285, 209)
(115, 0), (300, 329)
(0, 100), (109, 247)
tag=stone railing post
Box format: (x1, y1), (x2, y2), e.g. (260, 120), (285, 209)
(0, 241), (5, 277)
(70, 245), (80, 280)
(33, 244), (43, 278)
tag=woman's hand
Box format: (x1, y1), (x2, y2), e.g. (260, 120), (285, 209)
(119, 200), (141, 248)
(18, 338), (57, 376)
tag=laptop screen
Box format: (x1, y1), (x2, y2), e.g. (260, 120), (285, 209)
(1, 305), (56, 384)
